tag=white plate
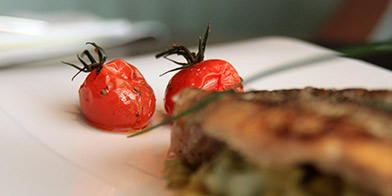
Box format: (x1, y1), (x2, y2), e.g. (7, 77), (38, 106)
(0, 37), (391, 196)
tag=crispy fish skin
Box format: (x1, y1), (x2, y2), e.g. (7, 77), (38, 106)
(170, 87), (392, 196)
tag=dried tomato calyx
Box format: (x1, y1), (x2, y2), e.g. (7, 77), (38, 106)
(62, 42), (107, 80)
(156, 23), (210, 76)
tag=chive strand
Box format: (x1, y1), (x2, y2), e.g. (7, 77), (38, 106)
(128, 90), (234, 137)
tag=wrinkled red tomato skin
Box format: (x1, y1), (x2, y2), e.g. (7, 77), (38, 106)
(164, 59), (243, 116)
(79, 59), (156, 131)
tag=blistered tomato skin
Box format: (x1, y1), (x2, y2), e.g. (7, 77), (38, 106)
(157, 23), (243, 117)
(164, 59), (243, 116)
(79, 59), (156, 131)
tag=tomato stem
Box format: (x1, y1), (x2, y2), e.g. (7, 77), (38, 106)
(62, 42), (107, 80)
(156, 22), (211, 76)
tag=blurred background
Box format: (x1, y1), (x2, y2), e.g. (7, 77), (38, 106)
(1, 0), (391, 69)
(1, 0), (341, 44)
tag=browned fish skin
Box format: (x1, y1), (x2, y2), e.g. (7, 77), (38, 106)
(169, 89), (225, 167)
(170, 87), (392, 196)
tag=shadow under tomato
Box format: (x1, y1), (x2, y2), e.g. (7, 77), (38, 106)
(59, 100), (170, 135)
(58, 100), (172, 182)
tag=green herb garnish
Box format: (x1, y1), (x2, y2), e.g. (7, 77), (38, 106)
(128, 90), (234, 138)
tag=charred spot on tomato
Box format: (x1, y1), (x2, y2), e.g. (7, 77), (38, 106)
(136, 112), (140, 117)
(100, 89), (106, 96)
(100, 86), (109, 96)
(133, 87), (142, 96)
(167, 83), (172, 91)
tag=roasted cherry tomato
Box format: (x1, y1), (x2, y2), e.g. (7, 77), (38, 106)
(156, 24), (243, 116)
(63, 42), (156, 131)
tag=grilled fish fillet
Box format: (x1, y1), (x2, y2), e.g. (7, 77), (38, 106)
(169, 87), (392, 196)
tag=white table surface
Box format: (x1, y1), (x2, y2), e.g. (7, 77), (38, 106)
(0, 36), (391, 196)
